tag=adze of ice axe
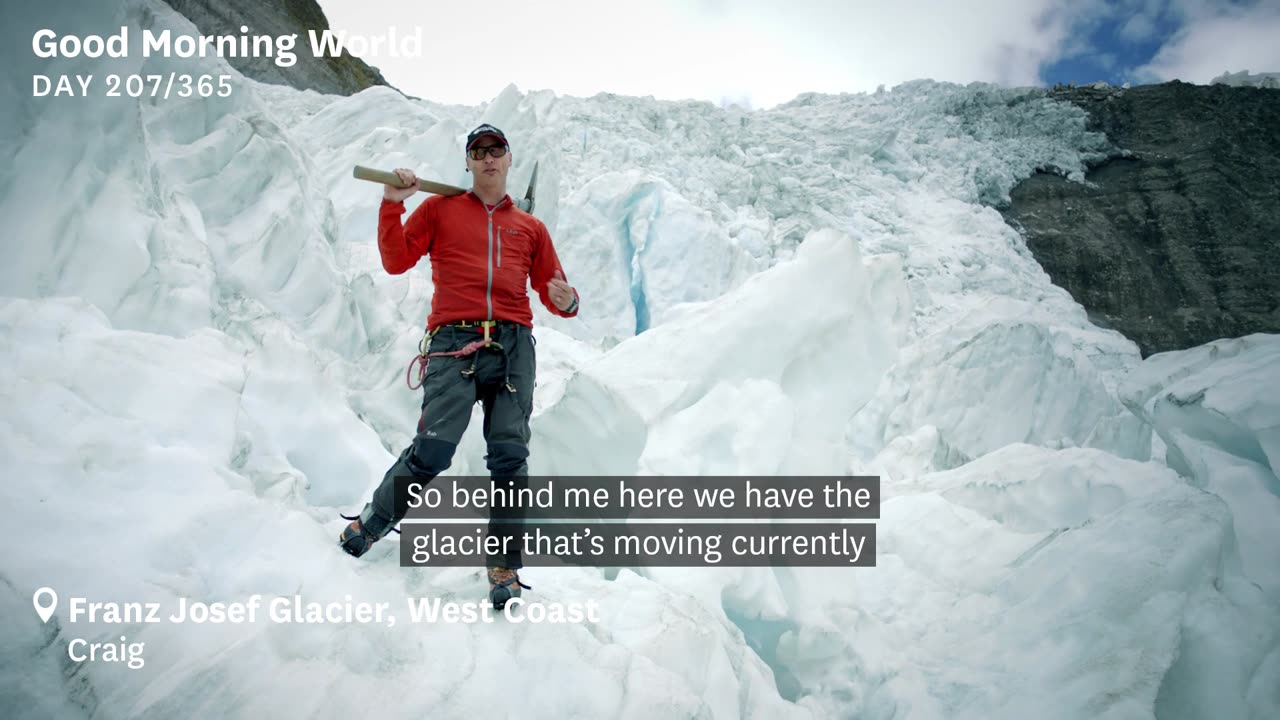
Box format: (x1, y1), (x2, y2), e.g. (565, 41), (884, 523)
(352, 162), (539, 214)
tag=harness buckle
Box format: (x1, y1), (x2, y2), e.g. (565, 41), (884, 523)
(453, 319), (498, 329)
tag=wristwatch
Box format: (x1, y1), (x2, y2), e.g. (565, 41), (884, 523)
(564, 294), (579, 314)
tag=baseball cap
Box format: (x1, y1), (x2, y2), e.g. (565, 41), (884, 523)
(466, 124), (508, 150)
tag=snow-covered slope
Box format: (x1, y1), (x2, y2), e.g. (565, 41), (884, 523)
(1211, 70), (1280, 88)
(2, 0), (1277, 718)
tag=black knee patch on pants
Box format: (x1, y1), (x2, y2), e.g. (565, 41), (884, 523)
(408, 437), (457, 476)
(486, 441), (529, 476)
(373, 439), (459, 523)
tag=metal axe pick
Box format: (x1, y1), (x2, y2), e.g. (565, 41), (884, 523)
(516, 161), (539, 214)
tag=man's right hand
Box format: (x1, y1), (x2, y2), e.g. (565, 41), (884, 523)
(383, 168), (419, 203)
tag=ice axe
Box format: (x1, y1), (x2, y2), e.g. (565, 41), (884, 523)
(352, 161), (539, 214)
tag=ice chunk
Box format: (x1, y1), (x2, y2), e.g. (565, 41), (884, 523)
(1121, 334), (1280, 597)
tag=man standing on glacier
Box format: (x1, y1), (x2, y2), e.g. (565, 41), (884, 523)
(340, 124), (580, 609)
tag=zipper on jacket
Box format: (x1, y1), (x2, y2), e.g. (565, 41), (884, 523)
(486, 215), (494, 320)
(479, 196), (508, 322)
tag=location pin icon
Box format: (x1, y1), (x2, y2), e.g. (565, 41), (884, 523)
(33, 587), (57, 623)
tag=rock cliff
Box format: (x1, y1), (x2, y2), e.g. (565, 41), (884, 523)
(1001, 81), (1280, 357)
(162, 0), (390, 96)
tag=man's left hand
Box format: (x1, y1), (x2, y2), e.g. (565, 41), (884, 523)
(549, 270), (575, 311)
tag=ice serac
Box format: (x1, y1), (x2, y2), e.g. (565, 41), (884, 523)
(550, 227), (893, 475)
(552, 170), (761, 342)
(779, 444), (1248, 719)
(1117, 335), (1280, 720)
(1, 0), (367, 358)
(1210, 70), (1280, 88)
(849, 306), (1152, 464)
(1120, 334), (1280, 598)
(1, 0), (169, 328)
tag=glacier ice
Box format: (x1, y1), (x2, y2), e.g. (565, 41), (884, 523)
(2, 0), (1277, 717)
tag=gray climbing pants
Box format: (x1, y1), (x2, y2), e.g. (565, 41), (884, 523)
(371, 321), (535, 569)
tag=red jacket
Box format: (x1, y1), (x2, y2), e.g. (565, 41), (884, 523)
(378, 192), (579, 330)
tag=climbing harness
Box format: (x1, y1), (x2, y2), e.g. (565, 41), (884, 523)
(406, 320), (519, 394)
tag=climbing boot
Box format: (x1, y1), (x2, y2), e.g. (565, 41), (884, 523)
(488, 566), (532, 610)
(339, 504), (395, 558)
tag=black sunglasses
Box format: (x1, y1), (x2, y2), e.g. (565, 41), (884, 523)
(468, 145), (508, 160)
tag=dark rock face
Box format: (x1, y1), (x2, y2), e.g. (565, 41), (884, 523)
(163, 0), (390, 96)
(1000, 81), (1280, 357)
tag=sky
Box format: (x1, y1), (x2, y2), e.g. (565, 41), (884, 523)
(317, 0), (1280, 108)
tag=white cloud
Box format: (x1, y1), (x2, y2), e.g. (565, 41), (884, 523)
(1114, 0), (1172, 42)
(315, 0), (1114, 108)
(1135, 3), (1280, 83)
(1118, 13), (1158, 41)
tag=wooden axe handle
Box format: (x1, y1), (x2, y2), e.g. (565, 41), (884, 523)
(352, 166), (467, 196)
